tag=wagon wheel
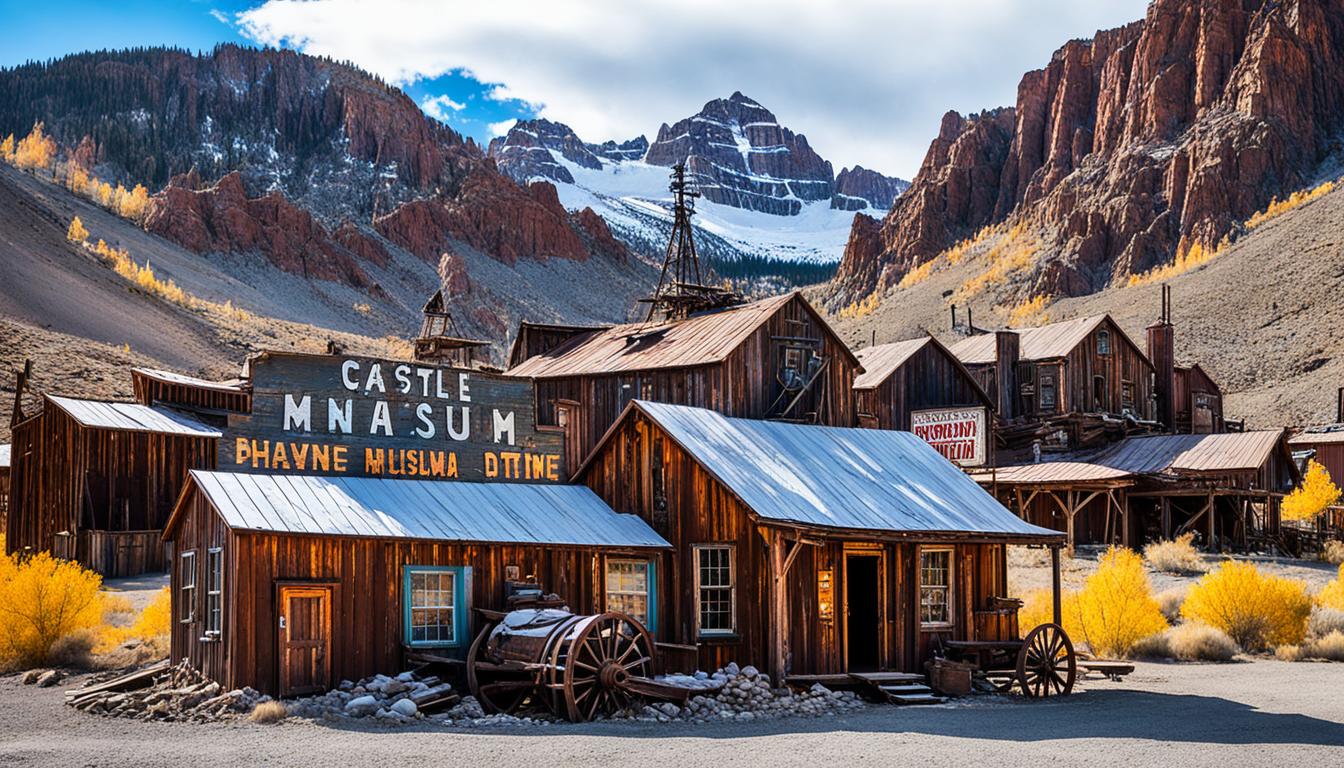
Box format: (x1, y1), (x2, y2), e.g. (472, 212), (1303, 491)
(1015, 623), (1076, 698)
(558, 612), (656, 722)
(466, 619), (538, 715)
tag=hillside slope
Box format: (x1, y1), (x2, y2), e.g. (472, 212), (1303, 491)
(827, 177), (1344, 428)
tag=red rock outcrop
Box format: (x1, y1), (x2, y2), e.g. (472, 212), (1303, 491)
(835, 0), (1344, 300)
(373, 169), (591, 265)
(143, 171), (384, 292)
(573, 207), (630, 263)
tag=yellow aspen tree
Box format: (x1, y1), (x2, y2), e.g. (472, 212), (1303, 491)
(66, 215), (88, 243)
(0, 133), (14, 163)
(14, 122), (56, 172)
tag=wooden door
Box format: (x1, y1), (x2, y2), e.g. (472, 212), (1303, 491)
(277, 585), (332, 697)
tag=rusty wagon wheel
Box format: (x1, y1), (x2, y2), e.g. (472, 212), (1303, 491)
(1015, 623), (1076, 698)
(467, 618), (540, 715)
(550, 612), (656, 722)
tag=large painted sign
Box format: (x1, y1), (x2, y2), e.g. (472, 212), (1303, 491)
(221, 353), (565, 482)
(911, 406), (987, 467)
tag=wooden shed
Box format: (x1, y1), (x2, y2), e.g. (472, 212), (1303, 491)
(576, 400), (1063, 684)
(7, 395), (220, 576)
(854, 335), (995, 465)
(132, 367), (252, 420)
(506, 291), (861, 470)
(163, 471), (668, 697)
(982, 430), (1299, 550)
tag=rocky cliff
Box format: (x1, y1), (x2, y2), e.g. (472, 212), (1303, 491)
(832, 165), (911, 211)
(835, 0), (1344, 300)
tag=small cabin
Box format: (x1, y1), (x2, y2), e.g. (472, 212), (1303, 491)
(507, 291), (861, 469)
(854, 335), (996, 465)
(7, 395), (220, 576)
(164, 471), (668, 696)
(577, 400), (1062, 683)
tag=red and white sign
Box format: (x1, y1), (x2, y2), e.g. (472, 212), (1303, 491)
(911, 407), (987, 467)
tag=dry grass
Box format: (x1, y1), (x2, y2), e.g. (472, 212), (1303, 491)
(839, 290), (881, 320)
(248, 700), (289, 724)
(897, 260), (936, 289)
(1322, 539), (1344, 566)
(954, 222), (1039, 301)
(1277, 631), (1344, 662)
(1246, 179), (1337, 229)
(1157, 587), (1187, 624)
(1308, 607), (1344, 638)
(1006, 294), (1051, 326)
(1144, 534), (1204, 574)
(1134, 623), (1240, 662)
(1128, 238), (1228, 287)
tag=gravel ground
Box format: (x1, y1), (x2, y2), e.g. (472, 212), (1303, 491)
(2, 660), (1342, 767)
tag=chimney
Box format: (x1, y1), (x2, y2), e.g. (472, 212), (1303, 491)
(950, 304), (958, 332)
(1337, 386), (1343, 424)
(1147, 285), (1176, 430)
(995, 330), (1020, 418)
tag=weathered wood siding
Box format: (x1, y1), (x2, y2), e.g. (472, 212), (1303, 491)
(535, 295), (858, 467)
(132, 372), (251, 416)
(167, 489), (662, 695)
(854, 342), (992, 431)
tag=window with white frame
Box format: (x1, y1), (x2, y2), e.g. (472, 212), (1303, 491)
(920, 548), (953, 627)
(179, 551), (197, 623)
(694, 545), (735, 636)
(406, 568), (458, 646)
(606, 559), (653, 628)
(205, 548), (223, 637)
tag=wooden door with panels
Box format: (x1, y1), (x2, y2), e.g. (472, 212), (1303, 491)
(277, 584), (332, 697)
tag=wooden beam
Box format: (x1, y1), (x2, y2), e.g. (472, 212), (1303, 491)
(766, 529), (790, 687)
(1050, 546), (1063, 626)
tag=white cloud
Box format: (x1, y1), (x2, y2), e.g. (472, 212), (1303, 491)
(235, 0), (1147, 177)
(488, 119), (518, 137)
(209, 9), (232, 25)
(419, 94), (466, 122)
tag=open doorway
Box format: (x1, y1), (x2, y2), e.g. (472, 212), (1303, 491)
(844, 554), (881, 672)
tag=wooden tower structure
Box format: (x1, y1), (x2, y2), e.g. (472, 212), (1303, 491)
(414, 290), (492, 368)
(642, 163), (741, 321)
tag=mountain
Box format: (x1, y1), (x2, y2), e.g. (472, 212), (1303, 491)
(833, 0), (1344, 302)
(487, 93), (908, 280)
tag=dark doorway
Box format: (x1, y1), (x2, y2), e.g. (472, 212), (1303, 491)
(845, 554), (881, 672)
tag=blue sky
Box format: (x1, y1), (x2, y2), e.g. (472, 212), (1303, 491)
(0, 1), (1149, 176)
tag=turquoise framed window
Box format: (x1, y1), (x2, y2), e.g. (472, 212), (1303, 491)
(402, 566), (469, 648)
(605, 558), (657, 634)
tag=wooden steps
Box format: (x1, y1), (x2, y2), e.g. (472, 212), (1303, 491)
(845, 672), (947, 705)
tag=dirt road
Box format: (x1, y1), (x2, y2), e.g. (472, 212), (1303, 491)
(2, 660), (1341, 767)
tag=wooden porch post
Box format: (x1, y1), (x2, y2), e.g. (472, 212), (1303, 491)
(1160, 497), (1171, 540)
(1066, 490), (1077, 556)
(766, 529), (790, 687)
(1206, 491), (1216, 550)
(1050, 545), (1062, 626)
(1118, 489), (1130, 548)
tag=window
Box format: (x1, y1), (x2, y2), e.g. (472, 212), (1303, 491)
(639, 379), (655, 400)
(1039, 372), (1057, 412)
(606, 559), (656, 631)
(1122, 380), (1135, 411)
(205, 548), (223, 637)
(178, 551), (196, 623)
(1093, 375), (1107, 411)
(403, 567), (465, 647)
(694, 545), (736, 637)
(920, 548), (953, 627)
(1097, 328), (1112, 355)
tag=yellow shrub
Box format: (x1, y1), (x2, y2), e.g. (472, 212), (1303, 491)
(66, 215), (88, 243)
(0, 133), (14, 162)
(1182, 561), (1311, 651)
(1127, 238), (1228, 287)
(1318, 564), (1344, 612)
(0, 551), (106, 669)
(897, 259), (935, 289)
(1246, 179), (1337, 229)
(839, 290), (880, 320)
(1282, 459), (1341, 522)
(97, 587), (172, 653)
(1006, 294), (1051, 326)
(955, 222), (1039, 301)
(1070, 547), (1169, 658)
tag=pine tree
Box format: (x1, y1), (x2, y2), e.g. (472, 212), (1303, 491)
(66, 215), (88, 243)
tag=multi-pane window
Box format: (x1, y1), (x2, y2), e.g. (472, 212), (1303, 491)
(1039, 372), (1057, 412)
(1097, 328), (1112, 355)
(695, 545), (735, 636)
(205, 548), (223, 637)
(606, 559), (653, 628)
(178, 551), (196, 623)
(920, 548), (952, 626)
(407, 569), (457, 646)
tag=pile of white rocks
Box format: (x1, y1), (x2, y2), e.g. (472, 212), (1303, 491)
(619, 663), (865, 724)
(286, 671), (458, 725)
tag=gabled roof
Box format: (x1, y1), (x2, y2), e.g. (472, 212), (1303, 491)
(1289, 426), (1344, 445)
(581, 400), (1060, 542)
(853, 335), (994, 408)
(507, 291), (858, 378)
(48, 395), (222, 438)
(132, 367), (247, 393)
(948, 315), (1135, 366)
(981, 430), (1291, 485)
(166, 471), (669, 549)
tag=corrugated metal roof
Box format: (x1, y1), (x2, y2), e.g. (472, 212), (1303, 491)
(853, 338), (931, 389)
(48, 396), (222, 438)
(132, 367), (246, 392)
(507, 292), (800, 378)
(623, 400), (1059, 540)
(0, 444), (10, 469)
(183, 471), (670, 548)
(981, 430), (1287, 485)
(949, 315), (1110, 365)
(1288, 426), (1344, 445)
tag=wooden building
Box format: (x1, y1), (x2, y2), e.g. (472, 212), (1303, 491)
(980, 430), (1298, 550)
(854, 335), (995, 466)
(164, 471), (668, 696)
(132, 367), (251, 420)
(7, 395), (220, 576)
(507, 291), (860, 470)
(0, 443), (10, 529)
(576, 400), (1063, 684)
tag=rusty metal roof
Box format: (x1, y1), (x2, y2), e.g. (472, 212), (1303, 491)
(980, 430), (1288, 485)
(853, 337), (931, 389)
(132, 367), (246, 392)
(949, 315), (1112, 365)
(48, 395), (222, 438)
(603, 401), (1060, 541)
(507, 292), (820, 378)
(177, 471), (670, 548)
